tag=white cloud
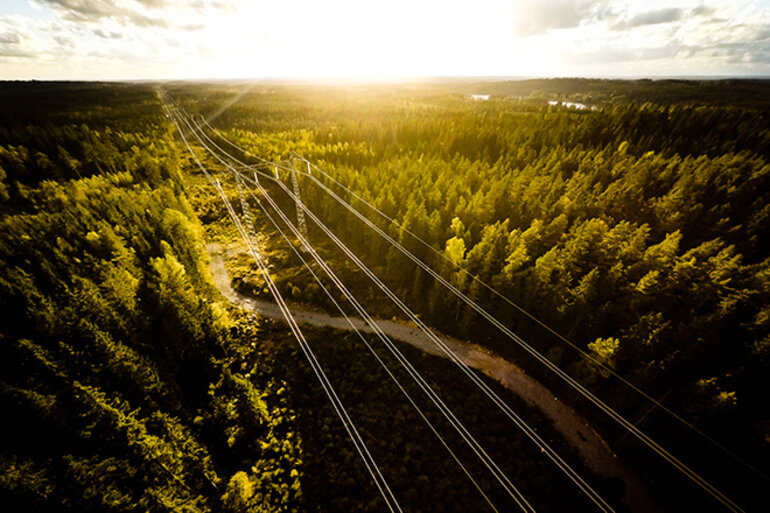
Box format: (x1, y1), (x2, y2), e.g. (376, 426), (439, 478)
(534, 1), (770, 75)
(37, 0), (170, 27)
(512, 0), (613, 36)
(93, 28), (123, 38)
(610, 8), (685, 30)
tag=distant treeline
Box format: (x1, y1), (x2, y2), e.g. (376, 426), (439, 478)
(455, 77), (770, 108)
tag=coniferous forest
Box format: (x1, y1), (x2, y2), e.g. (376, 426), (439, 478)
(1, 79), (769, 512)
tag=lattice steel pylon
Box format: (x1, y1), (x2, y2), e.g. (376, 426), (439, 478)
(232, 167), (259, 253)
(290, 159), (309, 241)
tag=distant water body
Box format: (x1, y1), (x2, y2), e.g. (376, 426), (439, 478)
(548, 100), (595, 110)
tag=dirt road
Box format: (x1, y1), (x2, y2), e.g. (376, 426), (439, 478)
(208, 243), (658, 512)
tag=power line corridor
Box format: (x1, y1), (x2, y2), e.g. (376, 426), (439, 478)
(159, 89), (750, 513)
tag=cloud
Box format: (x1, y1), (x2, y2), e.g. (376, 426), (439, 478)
(0, 47), (35, 58)
(562, 6), (770, 73)
(135, 0), (170, 7)
(514, 2), (748, 37)
(0, 27), (35, 58)
(37, 0), (170, 27)
(513, 0), (612, 36)
(573, 41), (684, 65)
(692, 5), (717, 17)
(512, 1), (770, 72)
(611, 8), (684, 30)
(36, 0), (247, 30)
(0, 31), (22, 44)
(695, 22), (770, 65)
(93, 28), (123, 38)
(54, 35), (74, 46)
(609, 5), (725, 31)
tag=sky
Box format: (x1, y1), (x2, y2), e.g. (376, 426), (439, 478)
(0, 0), (769, 80)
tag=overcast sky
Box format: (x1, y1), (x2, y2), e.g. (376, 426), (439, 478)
(0, 0), (769, 80)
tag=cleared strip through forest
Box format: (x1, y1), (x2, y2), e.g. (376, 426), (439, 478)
(206, 242), (658, 513)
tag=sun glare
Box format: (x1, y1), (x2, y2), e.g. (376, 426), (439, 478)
(0, 1), (768, 80)
(173, 0), (533, 80)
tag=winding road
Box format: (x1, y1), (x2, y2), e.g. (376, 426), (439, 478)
(208, 243), (658, 513)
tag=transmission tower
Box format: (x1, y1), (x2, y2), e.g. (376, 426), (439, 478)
(290, 159), (309, 240)
(232, 168), (259, 252)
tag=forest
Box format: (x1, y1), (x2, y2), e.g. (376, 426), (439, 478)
(0, 83), (304, 512)
(167, 78), (770, 511)
(0, 78), (768, 512)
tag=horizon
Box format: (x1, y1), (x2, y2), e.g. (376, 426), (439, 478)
(3, 74), (770, 85)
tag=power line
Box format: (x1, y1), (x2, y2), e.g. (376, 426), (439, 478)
(165, 100), (403, 513)
(291, 153), (769, 488)
(193, 117), (746, 512)
(287, 157), (747, 513)
(265, 169), (615, 513)
(180, 106), (532, 511)
(217, 177), (400, 513)
(234, 168), (501, 513)
(183, 110), (538, 512)
(188, 114), (614, 513)
(238, 170), (529, 512)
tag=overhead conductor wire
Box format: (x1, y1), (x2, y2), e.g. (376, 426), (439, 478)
(182, 109), (538, 513)
(202, 115), (747, 513)
(187, 111), (614, 513)
(290, 151), (769, 488)
(231, 169), (500, 513)
(291, 157), (748, 513)
(165, 100), (403, 513)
